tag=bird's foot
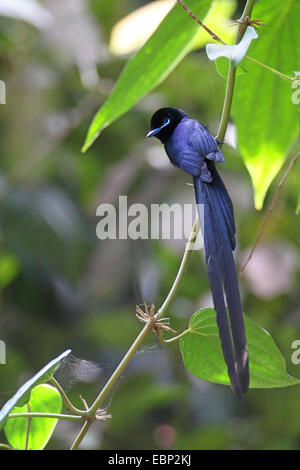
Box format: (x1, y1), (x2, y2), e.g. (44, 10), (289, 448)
(214, 136), (225, 146)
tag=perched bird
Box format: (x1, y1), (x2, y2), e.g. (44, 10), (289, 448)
(147, 107), (249, 399)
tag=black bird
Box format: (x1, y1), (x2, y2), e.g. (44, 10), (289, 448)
(147, 107), (249, 399)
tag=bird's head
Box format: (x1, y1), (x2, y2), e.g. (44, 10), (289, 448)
(147, 107), (188, 143)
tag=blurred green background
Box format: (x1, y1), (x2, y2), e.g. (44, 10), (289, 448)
(0, 0), (300, 450)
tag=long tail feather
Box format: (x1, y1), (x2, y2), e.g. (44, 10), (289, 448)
(193, 163), (249, 398)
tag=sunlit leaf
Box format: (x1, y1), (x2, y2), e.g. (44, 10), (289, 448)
(82, 0), (236, 152)
(4, 384), (62, 450)
(232, 0), (300, 209)
(109, 0), (175, 56)
(180, 308), (300, 389)
(0, 349), (71, 430)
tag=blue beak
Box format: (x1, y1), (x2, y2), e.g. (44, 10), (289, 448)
(146, 127), (161, 138)
(146, 118), (170, 138)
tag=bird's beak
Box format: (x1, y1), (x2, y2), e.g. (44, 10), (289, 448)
(146, 119), (170, 138)
(146, 127), (161, 138)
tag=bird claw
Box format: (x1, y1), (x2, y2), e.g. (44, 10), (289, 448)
(214, 136), (224, 146)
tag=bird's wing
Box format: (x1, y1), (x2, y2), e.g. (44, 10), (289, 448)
(189, 120), (225, 163)
(178, 155), (213, 182)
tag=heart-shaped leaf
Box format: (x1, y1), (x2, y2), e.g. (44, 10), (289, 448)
(180, 308), (300, 389)
(0, 349), (71, 429)
(4, 384), (62, 450)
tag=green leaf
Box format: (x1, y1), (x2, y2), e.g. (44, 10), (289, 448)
(4, 384), (62, 450)
(0, 349), (71, 429)
(180, 308), (300, 389)
(232, 0), (300, 210)
(82, 0), (236, 152)
(109, 0), (175, 56)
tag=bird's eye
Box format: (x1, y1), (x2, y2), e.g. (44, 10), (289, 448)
(163, 117), (170, 125)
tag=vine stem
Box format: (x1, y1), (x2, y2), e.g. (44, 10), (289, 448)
(156, 217), (199, 318)
(176, 0), (226, 44)
(7, 412), (84, 422)
(24, 404), (31, 450)
(70, 320), (154, 450)
(244, 55), (295, 81)
(50, 377), (89, 416)
(88, 321), (154, 416)
(70, 0), (257, 450)
(70, 420), (93, 451)
(161, 329), (190, 344)
(218, 0), (256, 142)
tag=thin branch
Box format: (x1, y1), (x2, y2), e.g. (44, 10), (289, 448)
(217, 64), (237, 143)
(24, 404), (31, 450)
(88, 321), (154, 416)
(176, 0), (226, 44)
(161, 329), (190, 344)
(7, 412), (84, 422)
(240, 152), (300, 274)
(70, 319), (155, 450)
(70, 419), (93, 451)
(217, 0), (256, 142)
(239, 0), (257, 21)
(245, 55), (295, 81)
(50, 377), (89, 417)
(156, 217), (199, 318)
